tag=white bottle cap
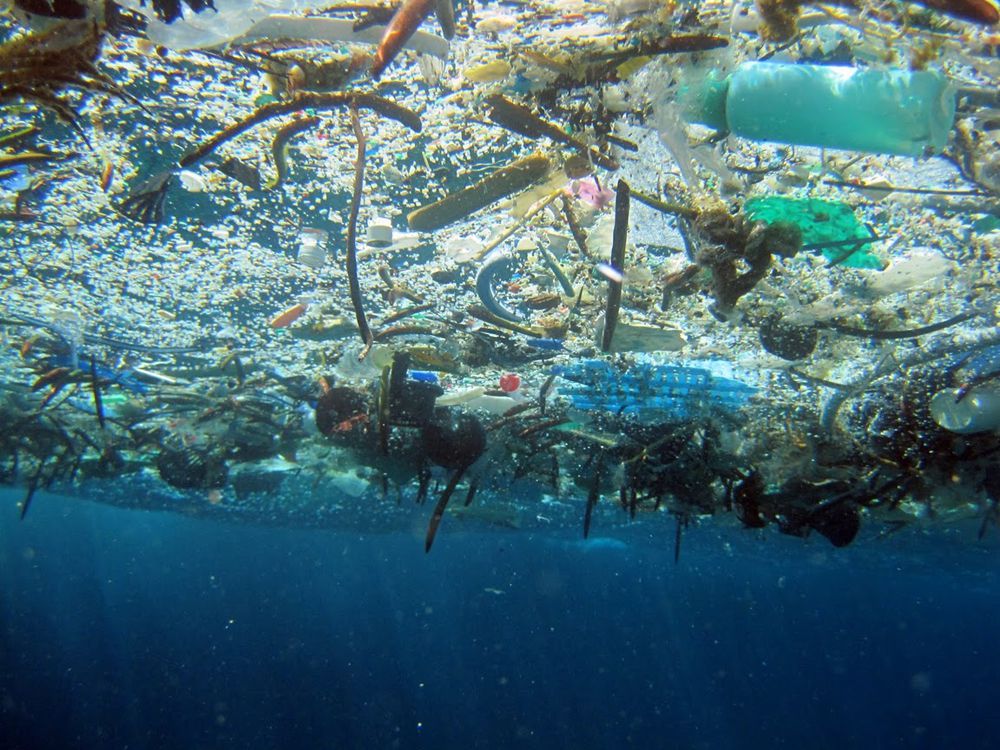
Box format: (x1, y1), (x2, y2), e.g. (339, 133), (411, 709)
(366, 217), (394, 247)
(298, 227), (328, 269)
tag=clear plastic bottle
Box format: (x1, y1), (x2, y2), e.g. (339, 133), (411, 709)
(683, 62), (956, 157)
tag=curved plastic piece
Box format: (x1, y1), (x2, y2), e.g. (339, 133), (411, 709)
(930, 386), (1000, 434)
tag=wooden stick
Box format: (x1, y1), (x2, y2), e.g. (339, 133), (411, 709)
(601, 179), (629, 353)
(346, 106), (374, 347)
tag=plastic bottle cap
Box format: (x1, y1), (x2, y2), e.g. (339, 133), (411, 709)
(298, 242), (327, 269)
(367, 217), (394, 247)
(499, 373), (521, 393)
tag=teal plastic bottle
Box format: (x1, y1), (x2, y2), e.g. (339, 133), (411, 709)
(683, 62), (956, 157)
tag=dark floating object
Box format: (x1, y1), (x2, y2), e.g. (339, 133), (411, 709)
(591, 33), (729, 63)
(435, 0), (456, 40)
(808, 503), (861, 548)
(315, 386), (370, 438)
(19, 459), (46, 520)
(179, 92), (421, 169)
(423, 413), (487, 471)
(156, 447), (228, 490)
(486, 94), (619, 171)
(267, 116), (319, 189)
(820, 311), (974, 341)
(115, 170), (175, 224)
(914, 0), (999, 25)
(601, 179), (629, 353)
(371, 0), (437, 79)
(425, 468), (465, 553)
(14, 0), (87, 19)
(346, 107), (374, 346)
(354, 6), (396, 32)
(90, 358), (105, 430)
(475, 250), (527, 324)
(583, 452), (604, 539)
(0, 21), (142, 142)
(377, 351), (443, 434)
(758, 313), (818, 360)
(214, 157), (261, 191)
(673, 515), (684, 564)
(148, 0), (218, 25)
(422, 413), (487, 552)
(733, 471), (768, 529)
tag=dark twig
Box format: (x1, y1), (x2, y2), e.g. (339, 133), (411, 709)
(346, 106), (374, 347)
(820, 311), (974, 341)
(601, 179), (629, 352)
(179, 92), (421, 168)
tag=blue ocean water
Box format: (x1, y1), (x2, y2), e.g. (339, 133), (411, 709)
(1, 488), (998, 750)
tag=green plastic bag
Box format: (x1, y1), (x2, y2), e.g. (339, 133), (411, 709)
(744, 196), (882, 269)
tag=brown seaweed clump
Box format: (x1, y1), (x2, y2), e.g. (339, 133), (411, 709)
(755, 0), (803, 41)
(0, 21), (132, 139)
(692, 203), (802, 317)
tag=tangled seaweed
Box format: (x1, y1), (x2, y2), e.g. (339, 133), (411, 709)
(0, 21), (138, 141)
(692, 203), (802, 317)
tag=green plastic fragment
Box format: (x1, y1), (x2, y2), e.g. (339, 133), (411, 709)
(744, 196), (882, 269)
(254, 94), (279, 107)
(972, 215), (1000, 234)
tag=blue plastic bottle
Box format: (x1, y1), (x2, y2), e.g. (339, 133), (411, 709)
(683, 62), (956, 157)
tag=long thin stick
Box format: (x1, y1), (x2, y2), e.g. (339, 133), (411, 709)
(180, 92), (421, 167)
(822, 178), (989, 197)
(821, 311), (973, 341)
(629, 187), (698, 220)
(601, 179), (629, 353)
(471, 189), (562, 261)
(486, 94), (618, 171)
(346, 107), (374, 347)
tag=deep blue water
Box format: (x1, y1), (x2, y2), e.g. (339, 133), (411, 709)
(2, 488), (998, 750)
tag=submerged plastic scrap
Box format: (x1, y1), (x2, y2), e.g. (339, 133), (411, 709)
(553, 360), (757, 419)
(743, 196), (881, 269)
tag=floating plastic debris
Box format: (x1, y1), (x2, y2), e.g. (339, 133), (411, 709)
(682, 62), (956, 157)
(178, 169), (207, 192)
(593, 316), (686, 354)
(743, 196), (881, 269)
(499, 373), (521, 393)
(2, 0), (999, 554)
(553, 360), (758, 420)
(297, 228), (328, 269)
(930, 386), (1000, 434)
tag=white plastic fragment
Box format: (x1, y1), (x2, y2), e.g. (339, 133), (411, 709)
(231, 16), (450, 60)
(930, 386), (1000, 434)
(436, 387), (487, 407)
(179, 170), (207, 192)
(597, 263), (624, 284)
(866, 248), (954, 296)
